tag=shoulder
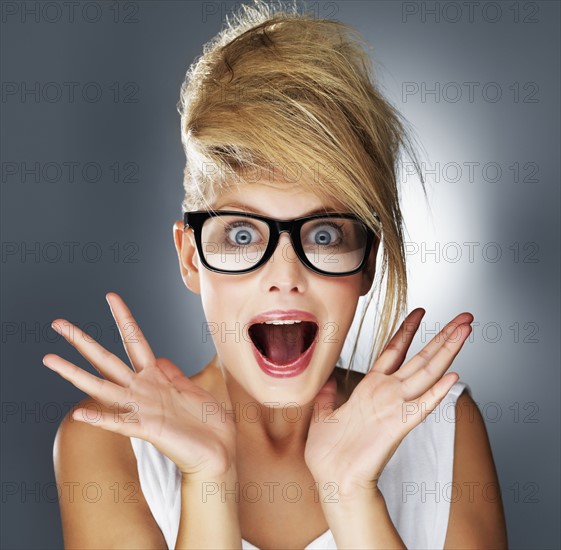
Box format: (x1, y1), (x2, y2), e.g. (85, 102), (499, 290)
(54, 397), (167, 549)
(54, 397), (137, 475)
(443, 389), (508, 548)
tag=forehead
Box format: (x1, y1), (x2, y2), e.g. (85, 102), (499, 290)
(211, 177), (347, 217)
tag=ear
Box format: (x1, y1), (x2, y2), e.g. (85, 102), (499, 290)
(173, 220), (201, 295)
(360, 238), (380, 296)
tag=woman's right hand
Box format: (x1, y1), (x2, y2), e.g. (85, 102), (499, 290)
(43, 292), (237, 481)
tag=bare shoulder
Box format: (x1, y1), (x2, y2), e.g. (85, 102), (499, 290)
(443, 390), (508, 548)
(54, 397), (166, 549)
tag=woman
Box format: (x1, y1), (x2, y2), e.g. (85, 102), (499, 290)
(46, 1), (508, 548)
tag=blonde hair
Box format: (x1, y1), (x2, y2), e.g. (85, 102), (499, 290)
(177, 0), (425, 377)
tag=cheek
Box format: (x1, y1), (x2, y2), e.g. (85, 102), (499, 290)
(198, 272), (251, 346)
(325, 276), (363, 311)
(316, 279), (362, 346)
(200, 273), (238, 313)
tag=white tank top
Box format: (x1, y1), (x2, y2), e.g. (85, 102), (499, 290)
(130, 380), (471, 549)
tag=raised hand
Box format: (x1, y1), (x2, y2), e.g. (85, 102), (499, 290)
(43, 292), (237, 481)
(305, 308), (473, 498)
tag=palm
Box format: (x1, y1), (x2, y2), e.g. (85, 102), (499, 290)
(119, 359), (236, 477)
(43, 292), (237, 479)
(306, 373), (406, 490)
(305, 308), (473, 494)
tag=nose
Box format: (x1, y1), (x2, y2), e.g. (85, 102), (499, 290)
(262, 231), (307, 289)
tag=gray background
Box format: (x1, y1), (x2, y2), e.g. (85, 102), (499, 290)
(1, 0), (559, 548)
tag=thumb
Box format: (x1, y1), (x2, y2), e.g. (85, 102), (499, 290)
(312, 373), (338, 422)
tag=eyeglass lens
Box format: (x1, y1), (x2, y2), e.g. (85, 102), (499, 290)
(200, 215), (368, 273)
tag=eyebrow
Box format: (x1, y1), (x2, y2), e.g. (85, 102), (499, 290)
(213, 202), (340, 216)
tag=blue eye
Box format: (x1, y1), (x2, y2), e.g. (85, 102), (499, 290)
(232, 229), (251, 245)
(314, 229), (333, 245)
(226, 221), (262, 246)
(306, 222), (344, 247)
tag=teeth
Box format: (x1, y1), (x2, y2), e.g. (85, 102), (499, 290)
(263, 320), (303, 325)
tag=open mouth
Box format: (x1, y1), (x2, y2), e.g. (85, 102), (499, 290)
(248, 321), (318, 366)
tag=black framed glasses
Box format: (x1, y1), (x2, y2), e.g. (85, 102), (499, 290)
(183, 210), (379, 277)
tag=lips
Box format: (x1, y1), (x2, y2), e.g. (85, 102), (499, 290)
(246, 310), (320, 376)
(248, 321), (318, 365)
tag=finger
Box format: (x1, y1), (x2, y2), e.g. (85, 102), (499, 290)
(51, 319), (133, 387)
(155, 358), (217, 402)
(71, 407), (141, 438)
(43, 353), (130, 407)
(371, 308), (426, 375)
(106, 292), (156, 373)
(401, 323), (471, 401)
(395, 312), (474, 380)
(155, 357), (193, 391)
(402, 372), (460, 430)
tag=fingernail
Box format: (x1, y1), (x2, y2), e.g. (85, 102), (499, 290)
(51, 322), (61, 334)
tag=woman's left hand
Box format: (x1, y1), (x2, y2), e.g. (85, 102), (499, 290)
(304, 308), (473, 500)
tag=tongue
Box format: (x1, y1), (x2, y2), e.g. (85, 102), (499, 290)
(261, 324), (306, 364)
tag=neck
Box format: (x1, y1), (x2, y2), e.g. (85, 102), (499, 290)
(209, 356), (334, 459)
